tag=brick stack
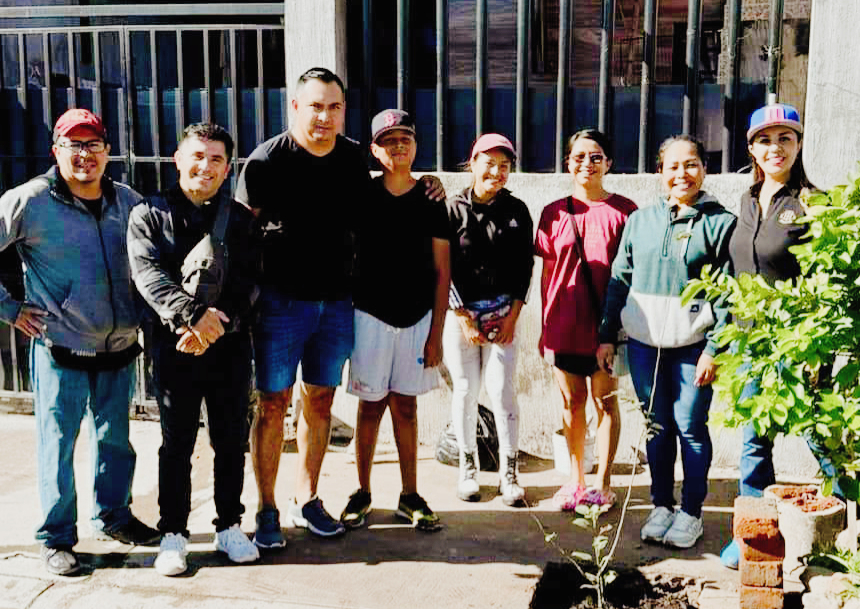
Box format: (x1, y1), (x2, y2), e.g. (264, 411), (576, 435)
(733, 496), (785, 609)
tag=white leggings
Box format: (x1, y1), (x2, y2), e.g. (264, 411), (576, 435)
(442, 311), (519, 457)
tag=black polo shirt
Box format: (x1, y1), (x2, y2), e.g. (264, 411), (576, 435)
(235, 132), (371, 301)
(729, 183), (809, 283)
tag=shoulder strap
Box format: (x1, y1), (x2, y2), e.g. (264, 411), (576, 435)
(567, 196), (602, 316)
(212, 195), (231, 242)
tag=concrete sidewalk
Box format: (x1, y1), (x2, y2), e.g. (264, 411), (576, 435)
(0, 412), (809, 609)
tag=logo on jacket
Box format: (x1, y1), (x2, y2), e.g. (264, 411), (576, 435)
(778, 210), (797, 225)
(261, 220), (284, 234)
(690, 303), (701, 313)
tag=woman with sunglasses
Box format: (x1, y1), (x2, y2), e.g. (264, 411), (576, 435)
(535, 129), (636, 512)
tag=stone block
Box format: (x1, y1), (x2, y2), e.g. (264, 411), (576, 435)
(740, 558), (783, 587)
(734, 496), (780, 541)
(739, 585), (784, 609)
(740, 537), (786, 562)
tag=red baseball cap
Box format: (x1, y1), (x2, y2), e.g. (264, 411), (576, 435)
(470, 133), (516, 161)
(53, 108), (106, 142)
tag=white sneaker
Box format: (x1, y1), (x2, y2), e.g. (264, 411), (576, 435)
(154, 533), (188, 576)
(640, 507), (676, 543)
(458, 451), (480, 502)
(662, 510), (703, 548)
(215, 524), (260, 563)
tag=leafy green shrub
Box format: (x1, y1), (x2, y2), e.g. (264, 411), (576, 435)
(683, 168), (860, 501)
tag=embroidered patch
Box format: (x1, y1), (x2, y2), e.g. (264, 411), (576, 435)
(690, 303), (701, 313)
(778, 209), (797, 225)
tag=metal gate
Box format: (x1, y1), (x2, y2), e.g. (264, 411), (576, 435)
(0, 22), (287, 409)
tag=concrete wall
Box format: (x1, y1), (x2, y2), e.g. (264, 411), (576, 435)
(327, 171), (821, 477)
(803, 0), (860, 189)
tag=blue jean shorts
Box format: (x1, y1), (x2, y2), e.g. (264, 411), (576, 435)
(253, 289), (355, 392)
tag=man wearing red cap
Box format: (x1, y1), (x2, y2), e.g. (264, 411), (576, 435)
(0, 108), (158, 575)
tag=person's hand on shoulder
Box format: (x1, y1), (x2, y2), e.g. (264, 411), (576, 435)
(421, 175), (446, 201)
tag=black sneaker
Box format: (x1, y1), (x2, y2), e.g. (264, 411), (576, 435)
(340, 489), (372, 529)
(95, 516), (160, 546)
(395, 493), (442, 532)
(41, 545), (81, 576)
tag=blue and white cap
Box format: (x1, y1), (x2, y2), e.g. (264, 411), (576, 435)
(747, 103), (803, 141)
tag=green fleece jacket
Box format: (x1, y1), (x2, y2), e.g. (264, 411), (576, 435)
(598, 193), (736, 356)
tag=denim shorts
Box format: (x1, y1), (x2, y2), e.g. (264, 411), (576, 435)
(253, 289), (355, 392)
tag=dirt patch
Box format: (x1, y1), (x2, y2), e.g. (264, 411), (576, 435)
(530, 562), (699, 609)
(767, 484), (843, 512)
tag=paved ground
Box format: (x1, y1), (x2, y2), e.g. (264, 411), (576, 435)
(0, 412), (814, 609)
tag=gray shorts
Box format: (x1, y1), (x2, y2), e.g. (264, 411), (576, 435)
(347, 309), (440, 401)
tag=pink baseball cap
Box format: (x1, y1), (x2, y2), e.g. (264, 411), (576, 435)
(53, 108), (106, 142)
(470, 133), (516, 161)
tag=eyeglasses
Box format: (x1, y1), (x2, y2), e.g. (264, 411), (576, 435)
(570, 153), (606, 165)
(55, 140), (106, 154)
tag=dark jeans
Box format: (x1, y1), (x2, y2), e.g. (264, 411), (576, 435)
(628, 339), (713, 518)
(152, 329), (252, 536)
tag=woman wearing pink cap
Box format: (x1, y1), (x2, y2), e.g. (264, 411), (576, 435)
(443, 134), (534, 506)
(720, 102), (819, 568)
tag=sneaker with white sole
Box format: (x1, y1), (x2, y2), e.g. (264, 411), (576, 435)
(662, 510), (703, 548)
(154, 533), (188, 576)
(216, 524), (260, 563)
(287, 496), (346, 537)
(640, 506), (676, 543)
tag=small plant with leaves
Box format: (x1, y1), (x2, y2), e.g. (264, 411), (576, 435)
(683, 167), (860, 502)
(571, 503), (618, 608)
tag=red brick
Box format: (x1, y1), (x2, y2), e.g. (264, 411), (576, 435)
(739, 585), (784, 609)
(740, 558), (783, 587)
(740, 536), (786, 562)
(733, 496), (780, 540)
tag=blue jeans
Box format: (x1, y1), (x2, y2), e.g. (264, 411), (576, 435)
(739, 373), (840, 497)
(628, 339), (713, 518)
(253, 289), (355, 392)
(31, 341), (137, 548)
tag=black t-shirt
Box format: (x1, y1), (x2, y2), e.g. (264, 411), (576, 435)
(353, 177), (450, 328)
(234, 132), (371, 301)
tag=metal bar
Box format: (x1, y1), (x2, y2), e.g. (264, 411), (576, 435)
(767, 0), (784, 103)
(176, 30), (185, 137)
(229, 29), (240, 179)
(555, 0), (572, 172)
(397, 0), (410, 110)
(637, 0), (657, 172)
(17, 33), (26, 114)
(67, 31), (76, 108)
(203, 30), (211, 122)
(0, 4), (285, 19)
(475, 0), (487, 137)
(149, 30), (162, 191)
(121, 27), (134, 185)
(362, 0), (374, 145)
(435, 0), (447, 171)
(514, 0), (528, 171)
(682, 0), (702, 136)
(597, 0), (616, 133)
(92, 31), (102, 116)
(9, 328), (18, 392)
(0, 25), (281, 35)
(41, 33), (52, 135)
(721, 0), (741, 172)
(255, 28), (265, 144)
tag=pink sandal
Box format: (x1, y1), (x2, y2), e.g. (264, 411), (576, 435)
(552, 484), (586, 511)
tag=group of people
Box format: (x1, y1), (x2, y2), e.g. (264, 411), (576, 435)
(0, 61), (815, 576)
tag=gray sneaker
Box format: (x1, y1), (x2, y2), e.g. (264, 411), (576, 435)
(640, 506), (676, 543)
(41, 545), (81, 576)
(287, 497), (346, 537)
(662, 510), (703, 548)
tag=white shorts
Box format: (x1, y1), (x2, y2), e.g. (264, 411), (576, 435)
(347, 309), (440, 401)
